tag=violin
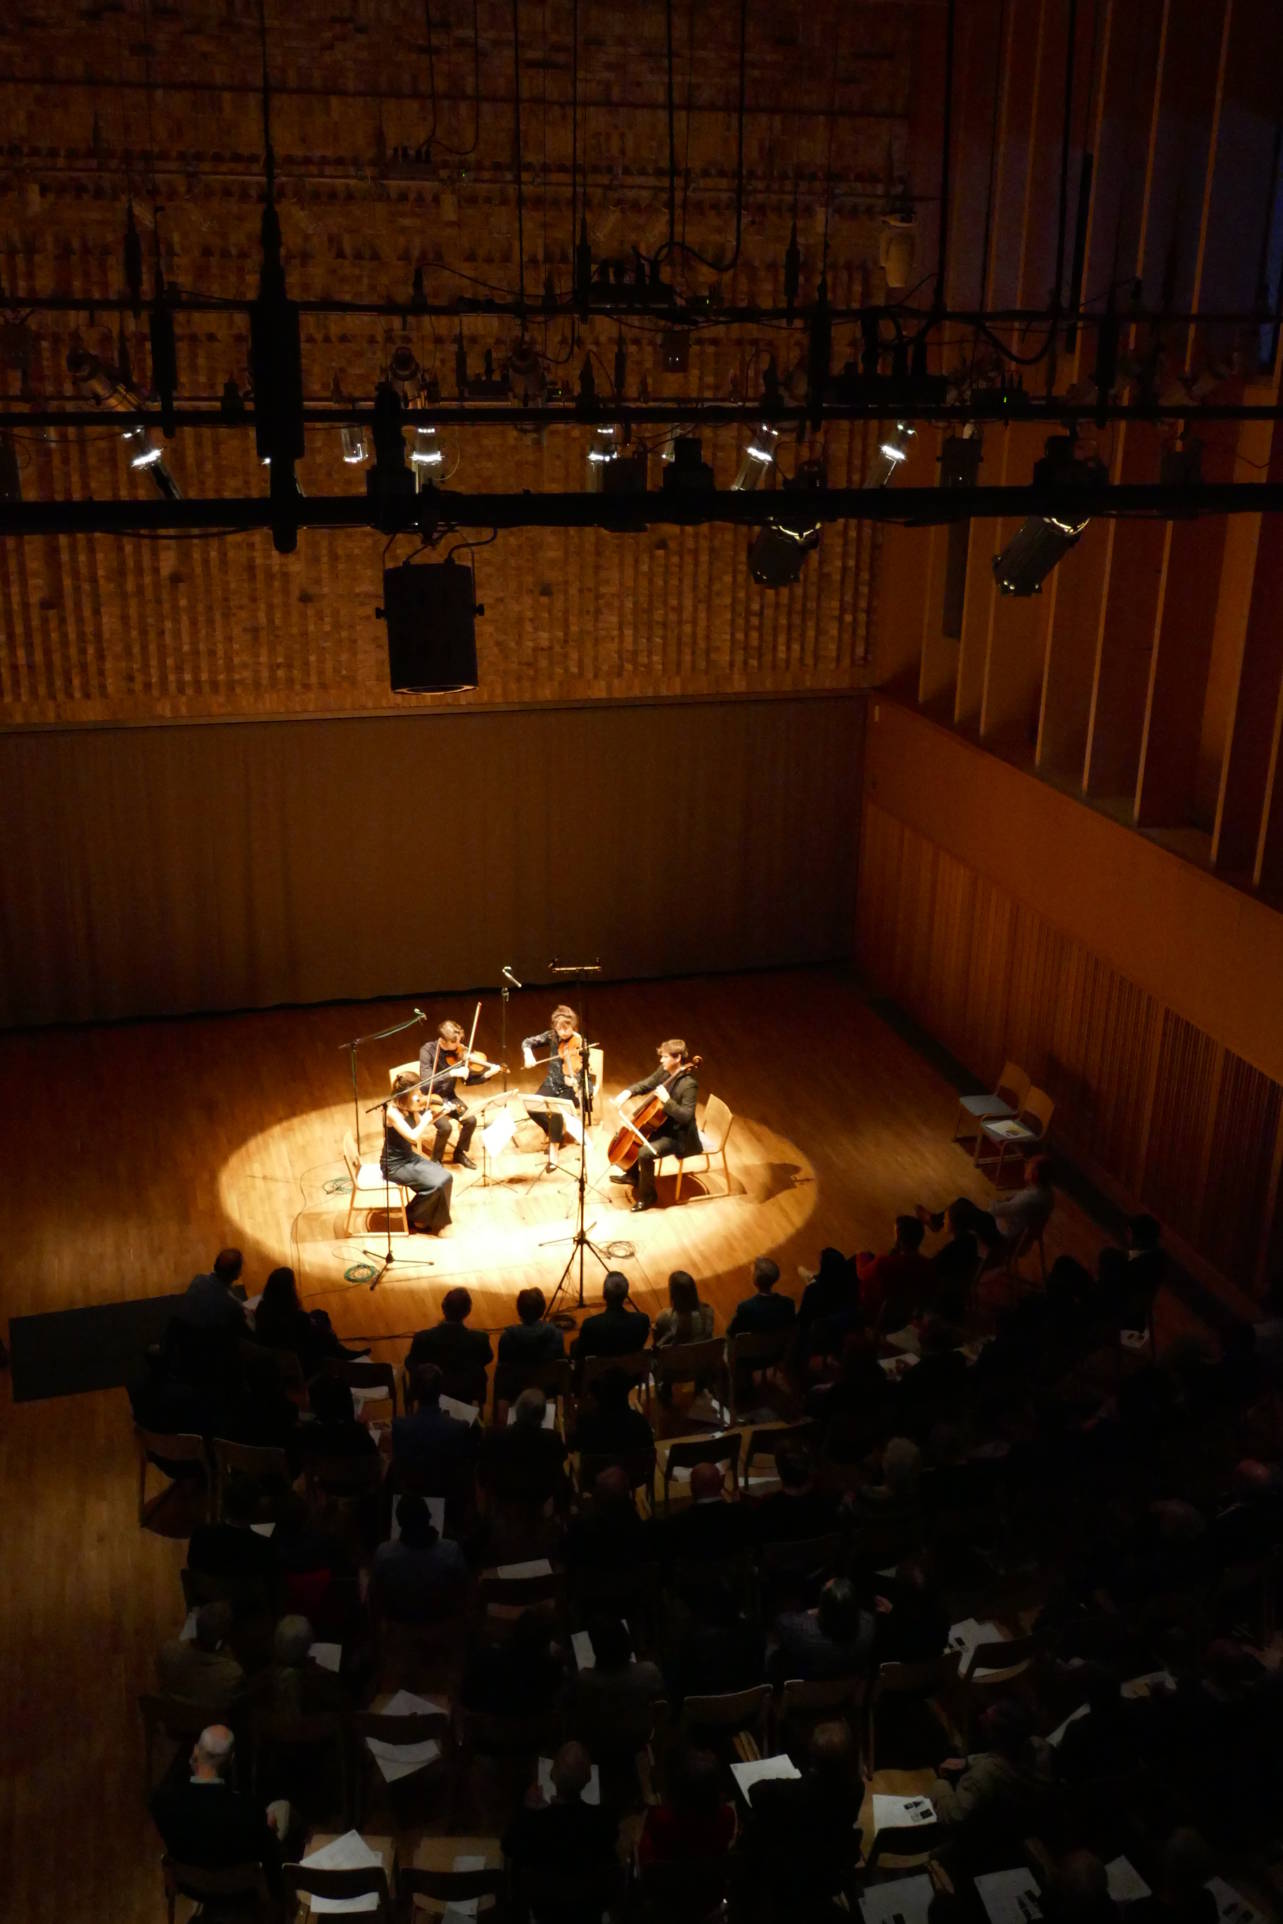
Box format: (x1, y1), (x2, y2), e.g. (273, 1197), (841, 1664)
(441, 1043), (503, 1078)
(606, 1053), (702, 1170)
(556, 1030), (586, 1080)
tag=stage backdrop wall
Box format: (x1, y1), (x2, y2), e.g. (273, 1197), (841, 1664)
(0, 694), (862, 1028)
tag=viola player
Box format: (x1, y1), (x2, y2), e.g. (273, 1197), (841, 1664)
(521, 1003), (594, 1170)
(611, 1038), (701, 1212)
(382, 1071), (454, 1233)
(418, 1018), (500, 1171)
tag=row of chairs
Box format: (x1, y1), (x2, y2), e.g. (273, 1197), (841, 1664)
(953, 1058), (1055, 1181)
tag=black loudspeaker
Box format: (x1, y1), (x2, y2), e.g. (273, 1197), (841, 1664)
(380, 557), (480, 692)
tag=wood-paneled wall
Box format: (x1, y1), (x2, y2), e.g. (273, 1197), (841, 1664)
(858, 794), (1283, 1298)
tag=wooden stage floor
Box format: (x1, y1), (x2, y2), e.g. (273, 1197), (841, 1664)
(0, 963), (1195, 1921)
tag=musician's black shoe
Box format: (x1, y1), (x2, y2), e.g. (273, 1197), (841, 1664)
(631, 1196), (656, 1213)
(453, 1152), (477, 1171)
(609, 1170), (633, 1185)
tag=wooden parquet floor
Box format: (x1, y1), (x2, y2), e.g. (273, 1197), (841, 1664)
(0, 964), (1211, 1921)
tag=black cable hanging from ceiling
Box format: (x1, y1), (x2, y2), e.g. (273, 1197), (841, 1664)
(425, 0), (481, 159)
(655, 0), (747, 277)
(511, 0), (526, 320)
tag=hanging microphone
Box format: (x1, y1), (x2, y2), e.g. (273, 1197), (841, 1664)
(501, 966), (523, 988)
(413, 1007), (429, 1022)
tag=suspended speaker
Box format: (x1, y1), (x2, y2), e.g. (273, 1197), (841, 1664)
(379, 557), (480, 692)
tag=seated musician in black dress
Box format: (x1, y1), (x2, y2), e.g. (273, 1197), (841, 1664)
(610, 1039), (701, 1213)
(418, 1018), (500, 1171)
(381, 1073), (453, 1234)
(521, 1004), (594, 1171)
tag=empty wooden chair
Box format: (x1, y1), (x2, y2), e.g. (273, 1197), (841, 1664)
(741, 1419), (817, 1491)
(209, 1437), (293, 1518)
(163, 1856), (270, 1924)
(651, 1339), (727, 1416)
(135, 1427), (209, 1529)
(283, 1858), (393, 1920)
(975, 1086), (1054, 1180)
(352, 1702), (452, 1824)
(862, 1819), (943, 1879)
(576, 1347), (652, 1414)
(400, 1853), (506, 1923)
(677, 1681), (772, 1755)
(727, 1332), (796, 1422)
(866, 1652), (963, 1774)
(953, 1060), (1030, 1143)
(335, 1357), (398, 1417)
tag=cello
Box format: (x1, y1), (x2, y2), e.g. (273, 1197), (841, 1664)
(606, 1052), (703, 1170)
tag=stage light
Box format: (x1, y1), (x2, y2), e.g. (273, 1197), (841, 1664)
(865, 420), (915, 489)
(586, 425), (619, 491)
(409, 425), (443, 469)
(992, 435), (1105, 595)
(732, 423), (779, 491)
(748, 518), (820, 588)
(340, 424), (368, 465)
(122, 424), (164, 469)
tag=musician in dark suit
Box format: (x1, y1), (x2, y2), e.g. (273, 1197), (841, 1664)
(521, 1004), (594, 1170)
(610, 1039), (701, 1213)
(418, 1018), (499, 1171)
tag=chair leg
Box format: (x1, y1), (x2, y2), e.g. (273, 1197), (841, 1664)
(674, 1164), (683, 1202)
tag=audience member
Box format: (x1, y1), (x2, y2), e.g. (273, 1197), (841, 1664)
(651, 1270), (715, 1345)
(743, 1720), (861, 1912)
(503, 1742), (621, 1923)
(390, 1363), (478, 1497)
(797, 1249), (857, 1332)
(462, 1608), (567, 1718)
(150, 1724), (286, 1899)
(655, 1460), (752, 1566)
(407, 1286), (494, 1382)
(873, 1553), (950, 1664)
(855, 1216), (933, 1328)
(772, 1575), (873, 1680)
(572, 1271), (651, 1358)
(175, 1248), (250, 1332)
(479, 1388), (567, 1506)
(727, 1257), (796, 1335)
(748, 1447), (838, 1544)
(496, 1288), (564, 1402)
(667, 1577), (765, 1699)
(931, 1700), (1054, 1852)
(560, 1465), (649, 1570)
(1131, 1829), (1218, 1924)
(572, 1615), (665, 1751)
(251, 1266), (367, 1375)
(371, 1493), (468, 1623)
(638, 1743), (736, 1866)
(156, 1601), (246, 1711)
(294, 1375), (377, 1463)
(187, 1472), (280, 1587)
(568, 1370), (655, 1461)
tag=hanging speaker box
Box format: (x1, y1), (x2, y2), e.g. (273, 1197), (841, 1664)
(379, 557), (481, 693)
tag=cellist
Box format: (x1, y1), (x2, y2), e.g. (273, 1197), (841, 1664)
(610, 1038), (702, 1212)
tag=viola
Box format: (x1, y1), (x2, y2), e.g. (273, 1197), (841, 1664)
(442, 1044), (503, 1078)
(606, 1053), (703, 1170)
(557, 1030), (586, 1080)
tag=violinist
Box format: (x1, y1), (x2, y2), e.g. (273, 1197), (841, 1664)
(611, 1039), (701, 1213)
(418, 1019), (501, 1171)
(381, 1072), (453, 1234)
(521, 1004), (594, 1171)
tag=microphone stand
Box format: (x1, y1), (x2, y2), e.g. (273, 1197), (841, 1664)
(337, 1008), (427, 1160)
(542, 958), (611, 1327)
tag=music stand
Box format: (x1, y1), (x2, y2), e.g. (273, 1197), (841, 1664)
(520, 1093), (582, 1192)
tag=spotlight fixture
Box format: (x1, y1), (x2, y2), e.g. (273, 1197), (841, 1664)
(122, 424), (164, 470)
(992, 435), (1106, 596)
(505, 335), (546, 405)
(732, 423), (779, 491)
(586, 424), (619, 491)
(340, 424), (368, 465)
(748, 519), (820, 589)
(409, 426), (443, 469)
(865, 420), (916, 489)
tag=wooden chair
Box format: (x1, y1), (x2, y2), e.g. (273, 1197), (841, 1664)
(283, 1859), (393, 1920)
(865, 1652), (963, 1774)
(335, 1357), (398, 1417)
(478, 1565), (567, 1633)
(250, 1707), (350, 1824)
(975, 1087), (1055, 1179)
(741, 1418), (818, 1491)
(1004, 1221), (1048, 1286)
(492, 1355), (572, 1419)
(651, 1339), (728, 1416)
(135, 1427), (209, 1529)
(303, 1450), (385, 1513)
(960, 1630), (1047, 1741)
(953, 1060), (1030, 1143)
(400, 1855), (506, 1922)
(241, 1338), (306, 1400)
(353, 1703), (452, 1824)
(776, 1673), (867, 1755)
(163, 1856), (270, 1924)
(758, 1532), (844, 1585)
(574, 1449), (657, 1513)
(677, 1681), (772, 1754)
(576, 1347), (653, 1415)
(862, 1819), (943, 1878)
(661, 1430), (742, 1510)
(209, 1437), (293, 1518)
(727, 1332), (796, 1422)
(653, 1092), (736, 1200)
(343, 1129), (411, 1237)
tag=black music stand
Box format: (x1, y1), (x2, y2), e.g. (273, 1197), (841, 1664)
(541, 960), (610, 1325)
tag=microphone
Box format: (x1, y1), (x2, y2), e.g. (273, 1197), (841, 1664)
(501, 966), (523, 988)
(413, 1008), (429, 1023)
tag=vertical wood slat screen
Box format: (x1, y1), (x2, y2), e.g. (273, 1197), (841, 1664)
(856, 800), (1283, 1297)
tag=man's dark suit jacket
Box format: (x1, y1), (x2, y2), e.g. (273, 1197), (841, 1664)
(391, 1403), (478, 1492)
(746, 1774), (862, 1904)
(187, 1521), (279, 1585)
(654, 1496), (753, 1566)
(727, 1292), (797, 1337)
(479, 1423), (567, 1503)
(572, 1303), (651, 1359)
(627, 1065), (702, 1157)
(150, 1778), (281, 1893)
(408, 1321), (494, 1375)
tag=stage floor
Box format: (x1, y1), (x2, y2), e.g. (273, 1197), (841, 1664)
(0, 963), (1201, 1920)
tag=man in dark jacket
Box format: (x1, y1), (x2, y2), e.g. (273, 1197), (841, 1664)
(150, 1724), (285, 1898)
(610, 1039), (701, 1212)
(407, 1286), (493, 1387)
(572, 1271), (651, 1358)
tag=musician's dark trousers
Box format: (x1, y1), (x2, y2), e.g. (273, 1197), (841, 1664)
(431, 1110), (478, 1162)
(627, 1135), (680, 1205)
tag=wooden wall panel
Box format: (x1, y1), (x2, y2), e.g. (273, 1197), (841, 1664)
(856, 793), (1283, 1297)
